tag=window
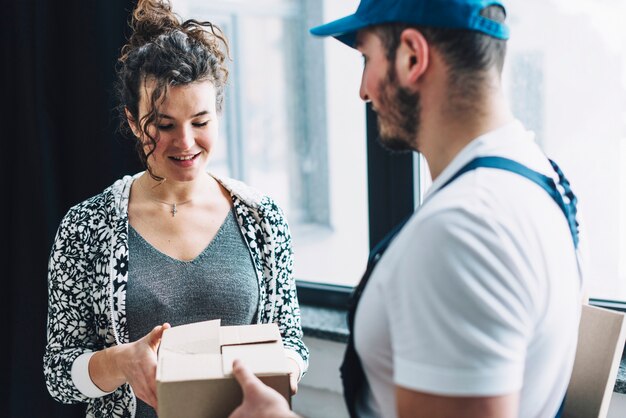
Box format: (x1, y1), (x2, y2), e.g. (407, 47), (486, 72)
(175, 0), (626, 306)
(503, 0), (626, 302)
(174, 0), (369, 287)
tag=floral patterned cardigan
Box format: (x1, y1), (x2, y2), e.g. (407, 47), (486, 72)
(44, 173), (309, 418)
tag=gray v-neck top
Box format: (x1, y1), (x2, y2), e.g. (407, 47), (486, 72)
(126, 209), (259, 418)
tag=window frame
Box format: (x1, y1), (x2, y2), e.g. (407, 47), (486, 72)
(296, 103), (415, 308)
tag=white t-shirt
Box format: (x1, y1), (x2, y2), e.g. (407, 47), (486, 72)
(354, 121), (584, 418)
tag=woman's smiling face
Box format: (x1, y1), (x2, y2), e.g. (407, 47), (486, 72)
(131, 79), (219, 183)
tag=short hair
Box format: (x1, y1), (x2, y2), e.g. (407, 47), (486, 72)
(116, 0), (229, 180)
(372, 5), (507, 105)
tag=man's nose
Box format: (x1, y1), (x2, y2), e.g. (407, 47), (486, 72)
(359, 72), (370, 102)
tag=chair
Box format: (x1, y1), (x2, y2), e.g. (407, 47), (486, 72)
(562, 304), (626, 418)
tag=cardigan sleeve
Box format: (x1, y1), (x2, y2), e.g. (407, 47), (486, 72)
(43, 205), (102, 404)
(262, 198), (309, 376)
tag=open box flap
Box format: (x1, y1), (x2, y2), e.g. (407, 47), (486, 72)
(160, 319), (221, 354)
(220, 323), (281, 346)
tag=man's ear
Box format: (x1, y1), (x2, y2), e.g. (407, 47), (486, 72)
(125, 108), (141, 138)
(396, 28), (429, 85)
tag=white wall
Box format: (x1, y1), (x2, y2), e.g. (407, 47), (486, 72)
(608, 392), (626, 418)
(295, 337), (626, 418)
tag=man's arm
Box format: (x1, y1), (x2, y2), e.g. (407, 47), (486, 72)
(396, 386), (519, 418)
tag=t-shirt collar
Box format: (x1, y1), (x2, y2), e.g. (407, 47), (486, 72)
(424, 119), (532, 201)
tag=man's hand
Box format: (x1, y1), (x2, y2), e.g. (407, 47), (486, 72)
(229, 360), (299, 418)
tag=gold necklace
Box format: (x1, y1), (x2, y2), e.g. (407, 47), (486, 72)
(139, 177), (193, 217)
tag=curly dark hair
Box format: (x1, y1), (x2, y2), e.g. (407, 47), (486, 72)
(116, 0), (229, 180)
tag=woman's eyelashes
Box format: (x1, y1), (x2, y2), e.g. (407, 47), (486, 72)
(156, 121), (209, 131)
(157, 123), (174, 131)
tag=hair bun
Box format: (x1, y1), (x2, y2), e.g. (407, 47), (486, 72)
(127, 0), (181, 50)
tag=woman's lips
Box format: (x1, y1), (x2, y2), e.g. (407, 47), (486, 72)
(168, 152), (200, 168)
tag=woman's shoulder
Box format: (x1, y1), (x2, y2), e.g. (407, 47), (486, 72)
(212, 174), (286, 220)
(63, 174), (136, 222)
(213, 174), (271, 207)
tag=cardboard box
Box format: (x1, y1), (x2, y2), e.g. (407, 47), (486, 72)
(157, 319), (291, 418)
(561, 305), (626, 418)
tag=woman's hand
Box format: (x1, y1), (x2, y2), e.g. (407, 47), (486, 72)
(115, 323), (170, 409)
(286, 358), (300, 395)
(89, 323), (170, 411)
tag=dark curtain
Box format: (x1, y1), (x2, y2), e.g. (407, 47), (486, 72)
(2, 1), (141, 416)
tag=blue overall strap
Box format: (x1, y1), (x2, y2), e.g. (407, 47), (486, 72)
(441, 156), (576, 418)
(368, 216), (412, 264)
(554, 396), (566, 418)
(440, 156), (579, 249)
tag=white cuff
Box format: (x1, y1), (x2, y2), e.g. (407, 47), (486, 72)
(284, 349), (306, 382)
(71, 352), (115, 398)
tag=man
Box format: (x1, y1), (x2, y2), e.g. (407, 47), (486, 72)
(230, 0), (584, 417)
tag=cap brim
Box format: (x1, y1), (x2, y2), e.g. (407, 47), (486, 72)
(309, 14), (370, 48)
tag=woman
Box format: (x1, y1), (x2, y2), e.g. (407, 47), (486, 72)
(43, 1), (308, 417)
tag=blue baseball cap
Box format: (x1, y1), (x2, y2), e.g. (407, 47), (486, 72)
(310, 0), (509, 48)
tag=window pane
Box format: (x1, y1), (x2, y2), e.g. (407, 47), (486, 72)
(174, 0), (369, 286)
(504, 0), (626, 301)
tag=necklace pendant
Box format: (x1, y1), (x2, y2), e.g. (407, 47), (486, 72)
(171, 203), (177, 217)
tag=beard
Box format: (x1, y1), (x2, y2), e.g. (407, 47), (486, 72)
(374, 66), (421, 153)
